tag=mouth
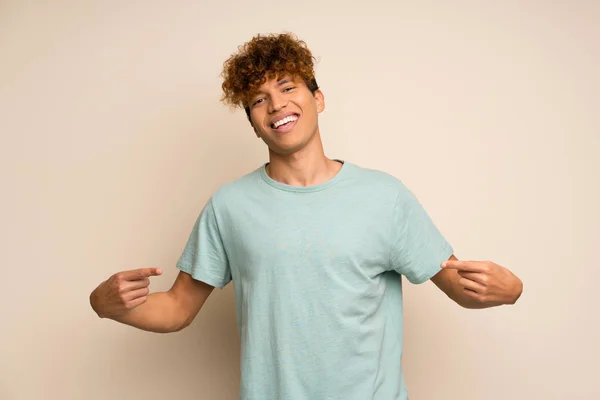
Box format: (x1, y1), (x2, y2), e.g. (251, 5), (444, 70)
(270, 114), (299, 134)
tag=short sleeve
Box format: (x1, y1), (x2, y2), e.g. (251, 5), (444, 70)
(389, 185), (454, 284)
(176, 197), (231, 288)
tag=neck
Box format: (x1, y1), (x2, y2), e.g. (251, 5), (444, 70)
(266, 132), (342, 187)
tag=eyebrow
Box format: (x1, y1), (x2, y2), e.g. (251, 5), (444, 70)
(277, 78), (292, 86)
(250, 77), (294, 101)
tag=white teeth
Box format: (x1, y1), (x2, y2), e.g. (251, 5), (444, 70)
(273, 115), (298, 128)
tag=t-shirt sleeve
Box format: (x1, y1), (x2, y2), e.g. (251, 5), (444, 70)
(389, 184), (454, 284)
(176, 197), (231, 288)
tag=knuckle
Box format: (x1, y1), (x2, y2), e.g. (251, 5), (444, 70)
(111, 280), (122, 293)
(114, 279), (126, 290)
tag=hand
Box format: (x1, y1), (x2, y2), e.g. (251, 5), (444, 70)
(90, 267), (162, 318)
(441, 260), (523, 306)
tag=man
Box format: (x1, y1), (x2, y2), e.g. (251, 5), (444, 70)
(89, 32), (523, 399)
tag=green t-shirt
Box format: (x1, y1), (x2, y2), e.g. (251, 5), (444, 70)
(177, 160), (453, 400)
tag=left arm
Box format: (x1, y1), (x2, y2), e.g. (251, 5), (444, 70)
(430, 254), (523, 309)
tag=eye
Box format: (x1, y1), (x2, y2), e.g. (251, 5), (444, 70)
(283, 86), (296, 92)
(252, 98), (265, 106)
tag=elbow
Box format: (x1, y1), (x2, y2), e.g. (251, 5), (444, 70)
(510, 279), (524, 305)
(172, 315), (195, 332)
(154, 322), (188, 334)
(453, 291), (489, 309)
(172, 322), (189, 332)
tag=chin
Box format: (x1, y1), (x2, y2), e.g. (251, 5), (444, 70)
(261, 128), (317, 155)
(269, 145), (303, 157)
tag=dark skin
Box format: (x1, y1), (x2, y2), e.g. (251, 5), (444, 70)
(432, 255), (523, 308)
(89, 74), (523, 335)
(246, 75), (523, 308)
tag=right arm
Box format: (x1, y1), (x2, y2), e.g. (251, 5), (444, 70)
(89, 268), (215, 333)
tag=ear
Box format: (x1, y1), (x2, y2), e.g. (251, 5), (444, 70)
(314, 89), (325, 113)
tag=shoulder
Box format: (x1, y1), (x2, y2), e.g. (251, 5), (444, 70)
(208, 165), (263, 207)
(343, 161), (410, 196)
(342, 162), (423, 216)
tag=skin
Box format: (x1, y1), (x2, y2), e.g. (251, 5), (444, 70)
(247, 75), (343, 187)
(89, 267), (213, 333)
(434, 255), (522, 308)
(89, 72), (523, 333)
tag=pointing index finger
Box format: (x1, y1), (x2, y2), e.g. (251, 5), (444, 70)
(122, 267), (163, 280)
(441, 260), (484, 272)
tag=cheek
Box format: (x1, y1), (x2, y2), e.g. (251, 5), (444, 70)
(250, 111), (265, 129)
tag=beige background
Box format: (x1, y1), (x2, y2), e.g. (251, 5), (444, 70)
(1, 1), (599, 399)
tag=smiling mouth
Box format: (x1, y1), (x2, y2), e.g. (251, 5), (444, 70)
(271, 114), (299, 130)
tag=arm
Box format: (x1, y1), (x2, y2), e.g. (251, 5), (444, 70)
(90, 268), (214, 333)
(430, 254), (523, 309)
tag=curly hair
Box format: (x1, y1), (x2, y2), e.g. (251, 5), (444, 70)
(220, 33), (319, 120)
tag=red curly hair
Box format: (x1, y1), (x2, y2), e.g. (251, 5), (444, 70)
(220, 32), (319, 120)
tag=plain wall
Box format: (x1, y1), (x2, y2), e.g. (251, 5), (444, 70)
(1, 1), (598, 399)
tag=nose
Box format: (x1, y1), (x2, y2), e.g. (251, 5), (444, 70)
(268, 92), (287, 113)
